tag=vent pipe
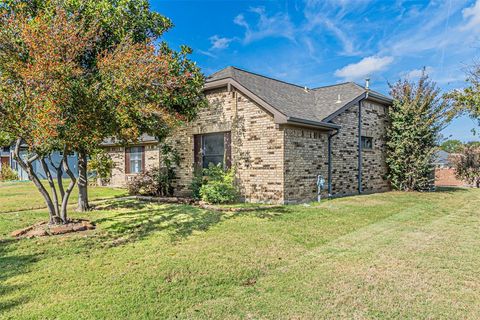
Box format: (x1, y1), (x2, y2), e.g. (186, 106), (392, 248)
(365, 78), (370, 90)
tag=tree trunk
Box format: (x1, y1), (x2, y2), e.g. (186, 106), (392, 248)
(77, 151), (89, 212)
(49, 154), (65, 199)
(40, 158), (60, 218)
(60, 155), (77, 223)
(13, 139), (59, 224)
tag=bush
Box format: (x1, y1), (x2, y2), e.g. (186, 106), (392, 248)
(87, 150), (115, 184)
(127, 143), (180, 196)
(198, 164), (237, 204)
(386, 71), (450, 191)
(0, 165), (18, 181)
(190, 167), (204, 200)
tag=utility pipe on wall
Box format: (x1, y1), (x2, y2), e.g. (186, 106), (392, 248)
(328, 129), (339, 198)
(358, 89), (369, 194)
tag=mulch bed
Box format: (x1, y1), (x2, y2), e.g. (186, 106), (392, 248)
(11, 219), (95, 238)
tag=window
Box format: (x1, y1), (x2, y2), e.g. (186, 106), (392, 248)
(2, 146), (10, 153)
(361, 136), (373, 150)
(194, 132), (231, 169)
(126, 146), (144, 174)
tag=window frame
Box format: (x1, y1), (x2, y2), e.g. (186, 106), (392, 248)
(361, 136), (373, 150)
(194, 131), (231, 169)
(125, 146), (145, 174)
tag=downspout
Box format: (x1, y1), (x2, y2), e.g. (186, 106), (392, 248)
(358, 90), (369, 194)
(328, 128), (339, 198)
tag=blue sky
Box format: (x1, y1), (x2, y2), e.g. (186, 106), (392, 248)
(152, 0), (480, 142)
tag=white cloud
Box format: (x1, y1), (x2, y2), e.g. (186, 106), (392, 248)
(209, 35), (234, 50)
(322, 19), (359, 56)
(334, 56), (394, 80)
(233, 7), (295, 44)
(402, 66), (434, 79)
(462, 0), (480, 30)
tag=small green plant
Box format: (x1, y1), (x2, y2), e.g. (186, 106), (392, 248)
(190, 167), (204, 200)
(87, 150), (115, 184)
(199, 164), (238, 204)
(0, 165), (18, 181)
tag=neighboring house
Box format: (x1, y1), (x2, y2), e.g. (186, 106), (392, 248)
(0, 143), (79, 180)
(0, 146), (12, 171)
(104, 66), (393, 204)
(434, 150), (468, 187)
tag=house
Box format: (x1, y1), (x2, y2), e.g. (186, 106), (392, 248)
(0, 146), (12, 171)
(0, 142), (78, 180)
(104, 66), (393, 203)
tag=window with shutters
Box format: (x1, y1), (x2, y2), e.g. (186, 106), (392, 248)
(194, 132), (231, 169)
(125, 146), (145, 174)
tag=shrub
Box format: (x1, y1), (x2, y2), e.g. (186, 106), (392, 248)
(87, 150), (115, 184)
(0, 165), (18, 181)
(190, 167), (204, 200)
(199, 164), (237, 204)
(386, 71), (450, 191)
(449, 145), (480, 188)
(127, 143), (180, 196)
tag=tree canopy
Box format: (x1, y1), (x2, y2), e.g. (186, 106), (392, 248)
(0, 1), (206, 223)
(440, 139), (464, 153)
(446, 59), (480, 125)
(386, 72), (451, 191)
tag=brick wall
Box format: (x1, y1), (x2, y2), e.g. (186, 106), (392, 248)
(106, 143), (160, 186)
(284, 127), (329, 203)
(167, 87), (285, 203)
(435, 168), (469, 187)
(329, 100), (390, 196)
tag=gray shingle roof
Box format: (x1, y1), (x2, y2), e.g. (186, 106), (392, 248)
(207, 66), (390, 123)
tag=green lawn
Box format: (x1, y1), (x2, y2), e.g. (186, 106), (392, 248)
(0, 181), (127, 213)
(1, 183), (479, 319)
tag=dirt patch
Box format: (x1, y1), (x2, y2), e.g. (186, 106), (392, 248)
(11, 219), (96, 238)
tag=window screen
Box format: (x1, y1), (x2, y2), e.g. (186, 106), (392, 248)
(202, 133), (225, 168)
(361, 136), (373, 150)
(129, 146), (144, 173)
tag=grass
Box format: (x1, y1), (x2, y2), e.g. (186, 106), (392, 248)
(1, 183), (479, 319)
(0, 180), (127, 213)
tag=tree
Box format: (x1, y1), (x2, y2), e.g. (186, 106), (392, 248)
(449, 145), (480, 188)
(440, 139), (464, 153)
(0, 4), (205, 224)
(446, 59), (480, 125)
(386, 71), (451, 191)
(0, 7), (98, 223)
(2, 0), (183, 212)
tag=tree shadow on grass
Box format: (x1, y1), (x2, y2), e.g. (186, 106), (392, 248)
(93, 200), (292, 245)
(0, 239), (39, 315)
(93, 198), (149, 211)
(435, 187), (470, 193)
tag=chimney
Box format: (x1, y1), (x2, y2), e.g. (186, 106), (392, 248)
(365, 77), (370, 90)
(335, 94), (342, 104)
(304, 86), (308, 93)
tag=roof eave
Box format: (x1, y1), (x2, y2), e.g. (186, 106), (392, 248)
(281, 117), (341, 130)
(367, 91), (393, 104)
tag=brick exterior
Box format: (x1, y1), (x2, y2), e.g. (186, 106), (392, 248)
(284, 127), (329, 203)
(105, 143), (160, 186)
(105, 87), (391, 203)
(167, 87), (285, 203)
